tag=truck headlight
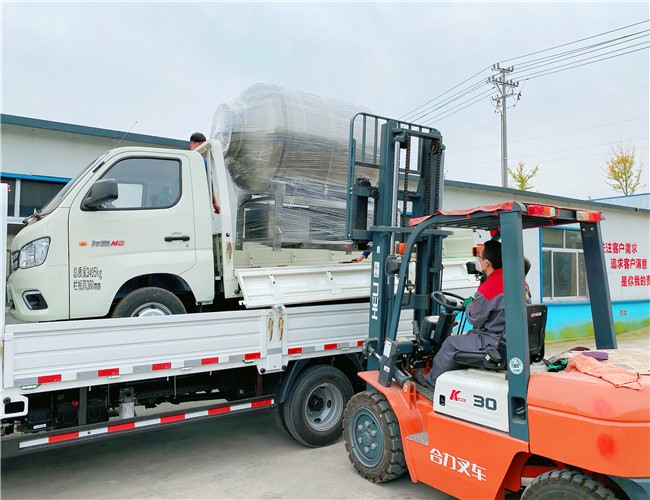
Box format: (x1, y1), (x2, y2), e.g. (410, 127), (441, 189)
(19, 237), (51, 269)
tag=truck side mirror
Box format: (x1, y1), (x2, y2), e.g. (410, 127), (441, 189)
(82, 179), (118, 209)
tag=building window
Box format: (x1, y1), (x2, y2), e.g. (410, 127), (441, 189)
(541, 228), (588, 300)
(1, 176), (67, 222)
(2, 178), (16, 216)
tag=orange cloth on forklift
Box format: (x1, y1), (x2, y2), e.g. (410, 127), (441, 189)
(566, 353), (642, 390)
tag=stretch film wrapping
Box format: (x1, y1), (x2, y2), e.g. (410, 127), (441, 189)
(211, 83), (374, 247)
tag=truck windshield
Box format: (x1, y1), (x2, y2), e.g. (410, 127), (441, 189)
(38, 154), (106, 216)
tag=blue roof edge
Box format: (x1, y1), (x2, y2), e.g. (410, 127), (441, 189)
(444, 180), (650, 214)
(1, 114), (187, 148)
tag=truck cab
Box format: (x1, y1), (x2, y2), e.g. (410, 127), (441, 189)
(7, 146), (215, 321)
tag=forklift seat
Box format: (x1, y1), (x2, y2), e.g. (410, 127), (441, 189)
(453, 304), (547, 371)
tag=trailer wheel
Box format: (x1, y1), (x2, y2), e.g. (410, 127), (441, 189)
(343, 390), (407, 483)
(112, 287), (186, 318)
(282, 365), (353, 447)
(522, 470), (616, 499)
(273, 403), (292, 438)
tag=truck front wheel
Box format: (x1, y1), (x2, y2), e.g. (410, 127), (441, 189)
(282, 365), (353, 447)
(112, 287), (186, 318)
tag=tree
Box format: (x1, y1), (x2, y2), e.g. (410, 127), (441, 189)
(508, 161), (539, 191)
(603, 144), (644, 196)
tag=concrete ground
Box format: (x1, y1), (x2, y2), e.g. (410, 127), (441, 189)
(1, 329), (647, 500)
(1, 410), (450, 500)
(544, 327), (649, 361)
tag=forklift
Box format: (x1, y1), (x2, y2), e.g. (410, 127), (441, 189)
(343, 114), (649, 499)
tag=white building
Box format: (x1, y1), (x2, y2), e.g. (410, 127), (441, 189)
(2, 114), (648, 341)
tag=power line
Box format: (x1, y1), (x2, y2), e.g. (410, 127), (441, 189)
(407, 80), (489, 123)
(496, 20), (649, 65)
(446, 144), (649, 177)
(516, 137), (649, 161)
(447, 115), (650, 156)
(399, 66), (491, 121)
(446, 85), (650, 141)
(500, 86), (649, 127)
(422, 88), (494, 124)
(400, 21), (649, 131)
(514, 43), (649, 81)
(514, 144), (649, 168)
(445, 115), (650, 165)
(511, 31), (649, 75)
(425, 40), (647, 125)
(418, 39), (647, 125)
(446, 143), (650, 199)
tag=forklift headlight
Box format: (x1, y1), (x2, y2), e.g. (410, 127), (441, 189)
(19, 237), (51, 269)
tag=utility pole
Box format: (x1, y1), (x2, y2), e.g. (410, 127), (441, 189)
(489, 65), (519, 188)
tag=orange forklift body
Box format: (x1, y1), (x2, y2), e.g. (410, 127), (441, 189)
(359, 370), (649, 499)
(528, 372), (650, 478)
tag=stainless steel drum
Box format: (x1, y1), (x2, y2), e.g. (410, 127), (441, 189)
(212, 82), (369, 195)
(211, 83), (373, 246)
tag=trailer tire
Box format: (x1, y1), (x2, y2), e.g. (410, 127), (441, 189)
(522, 470), (616, 499)
(343, 390), (407, 483)
(112, 287), (186, 318)
(273, 403), (292, 438)
(282, 365), (353, 448)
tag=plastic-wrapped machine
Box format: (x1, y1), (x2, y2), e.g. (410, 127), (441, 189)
(211, 83), (372, 249)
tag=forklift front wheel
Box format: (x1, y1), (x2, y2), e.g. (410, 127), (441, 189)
(343, 390), (407, 483)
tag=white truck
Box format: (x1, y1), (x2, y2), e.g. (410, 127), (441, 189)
(1, 87), (478, 456)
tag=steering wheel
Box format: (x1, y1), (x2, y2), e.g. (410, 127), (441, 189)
(431, 291), (468, 312)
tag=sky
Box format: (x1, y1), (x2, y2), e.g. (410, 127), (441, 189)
(1, 1), (648, 201)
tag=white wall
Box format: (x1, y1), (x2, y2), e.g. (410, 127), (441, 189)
(1, 123), (182, 179)
(443, 183), (650, 303)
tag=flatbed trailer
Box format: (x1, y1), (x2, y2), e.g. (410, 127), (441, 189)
(1, 297), (394, 456)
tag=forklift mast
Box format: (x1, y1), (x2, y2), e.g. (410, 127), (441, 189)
(346, 114), (448, 370)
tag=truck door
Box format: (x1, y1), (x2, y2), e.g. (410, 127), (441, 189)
(68, 153), (197, 319)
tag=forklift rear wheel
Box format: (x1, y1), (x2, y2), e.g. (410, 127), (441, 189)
(522, 470), (616, 499)
(112, 287), (186, 318)
(343, 390), (407, 483)
(282, 365), (353, 447)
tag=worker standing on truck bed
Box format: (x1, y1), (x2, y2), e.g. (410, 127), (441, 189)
(416, 240), (509, 389)
(189, 132), (220, 214)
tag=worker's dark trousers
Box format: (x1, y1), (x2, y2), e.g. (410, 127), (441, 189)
(426, 330), (501, 386)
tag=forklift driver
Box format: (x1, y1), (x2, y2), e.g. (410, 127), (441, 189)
(416, 240), (529, 390)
